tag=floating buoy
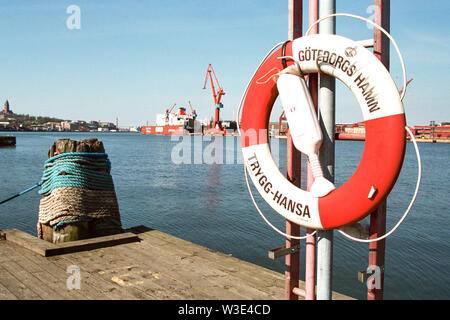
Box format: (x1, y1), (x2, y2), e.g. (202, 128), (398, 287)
(240, 34), (406, 230)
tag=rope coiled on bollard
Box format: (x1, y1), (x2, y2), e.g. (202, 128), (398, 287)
(37, 152), (121, 238)
(39, 152), (115, 196)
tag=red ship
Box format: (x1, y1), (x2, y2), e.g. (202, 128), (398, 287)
(141, 102), (198, 135)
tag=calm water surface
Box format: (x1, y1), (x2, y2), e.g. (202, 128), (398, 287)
(0, 132), (448, 300)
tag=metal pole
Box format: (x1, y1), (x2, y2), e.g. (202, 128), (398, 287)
(316, 0), (335, 300)
(305, 0), (319, 301)
(368, 0), (390, 300)
(288, 0), (303, 40)
(285, 0), (303, 300)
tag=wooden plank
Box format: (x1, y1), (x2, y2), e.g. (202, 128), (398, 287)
(55, 233), (247, 299)
(132, 227), (285, 282)
(66, 241), (199, 299)
(138, 238), (280, 299)
(51, 247), (153, 299)
(0, 230), (279, 300)
(49, 232), (140, 256)
(0, 226), (355, 300)
(1, 243), (86, 299)
(0, 281), (17, 300)
(105, 248), (201, 299)
(1, 260), (65, 299)
(125, 229), (281, 299)
(131, 227), (354, 300)
(1, 240), (126, 300)
(103, 241), (223, 299)
(0, 265), (40, 300)
(3, 229), (57, 256)
(49, 252), (141, 300)
(135, 243), (273, 299)
(268, 244), (300, 260)
(0, 241), (94, 299)
(3, 229), (139, 256)
(138, 232), (286, 290)
(64, 246), (156, 299)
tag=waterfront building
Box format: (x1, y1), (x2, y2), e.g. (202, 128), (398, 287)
(1, 100), (12, 115)
(411, 122), (450, 139)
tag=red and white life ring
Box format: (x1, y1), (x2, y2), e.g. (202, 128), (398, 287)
(240, 34), (406, 230)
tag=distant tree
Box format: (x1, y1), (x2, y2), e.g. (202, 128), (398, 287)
(11, 112), (64, 125)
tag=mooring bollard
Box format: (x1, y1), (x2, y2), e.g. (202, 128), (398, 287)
(38, 138), (123, 243)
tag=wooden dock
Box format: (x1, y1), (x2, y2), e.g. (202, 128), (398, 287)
(0, 226), (353, 300)
(0, 136), (16, 147)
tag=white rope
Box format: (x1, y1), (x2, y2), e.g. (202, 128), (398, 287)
(236, 42), (317, 240)
(305, 13), (408, 101)
(236, 41), (284, 135)
(244, 165), (317, 240)
(237, 14), (418, 242)
(306, 14), (420, 243)
(337, 126), (422, 243)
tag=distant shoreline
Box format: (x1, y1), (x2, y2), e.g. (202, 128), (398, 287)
(2, 131), (449, 144)
(0, 130), (138, 133)
(406, 138), (450, 144)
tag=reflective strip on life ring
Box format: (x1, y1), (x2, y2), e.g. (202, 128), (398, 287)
(240, 34), (406, 230)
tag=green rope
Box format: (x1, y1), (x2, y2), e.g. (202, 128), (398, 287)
(54, 218), (91, 230)
(39, 152), (115, 197)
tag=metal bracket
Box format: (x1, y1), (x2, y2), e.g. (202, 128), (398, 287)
(268, 244), (300, 260)
(292, 287), (306, 298)
(357, 39), (374, 48)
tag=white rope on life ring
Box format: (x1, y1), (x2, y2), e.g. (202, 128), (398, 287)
(237, 13), (420, 241)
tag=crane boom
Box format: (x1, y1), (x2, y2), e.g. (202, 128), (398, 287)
(188, 101), (197, 119)
(167, 103), (177, 114)
(188, 101), (194, 113)
(203, 64), (225, 105)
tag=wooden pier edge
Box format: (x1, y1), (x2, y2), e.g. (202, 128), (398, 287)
(0, 136), (16, 147)
(0, 226), (354, 300)
(0, 229), (139, 257)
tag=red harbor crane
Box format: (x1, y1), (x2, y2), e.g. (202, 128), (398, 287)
(203, 64), (226, 134)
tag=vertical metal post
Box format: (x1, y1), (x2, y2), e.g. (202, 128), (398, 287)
(285, 0), (303, 300)
(285, 136), (301, 299)
(305, 0), (319, 301)
(316, 0), (336, 300)
(368, 0), (390, 300)
(373, 0), (390, 68)
(288, 0), (303, 40)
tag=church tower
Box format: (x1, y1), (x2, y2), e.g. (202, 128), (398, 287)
(3, 100), (10, 114)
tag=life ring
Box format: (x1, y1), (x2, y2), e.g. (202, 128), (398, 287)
(240, 34), (406, 230)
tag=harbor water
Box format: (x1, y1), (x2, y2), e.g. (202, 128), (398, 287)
(0, 132), (448, 300)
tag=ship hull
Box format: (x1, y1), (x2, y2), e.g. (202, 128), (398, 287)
(140, 125), (185, 135)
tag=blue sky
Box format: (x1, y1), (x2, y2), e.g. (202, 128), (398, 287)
(0, 0), (448, 127)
